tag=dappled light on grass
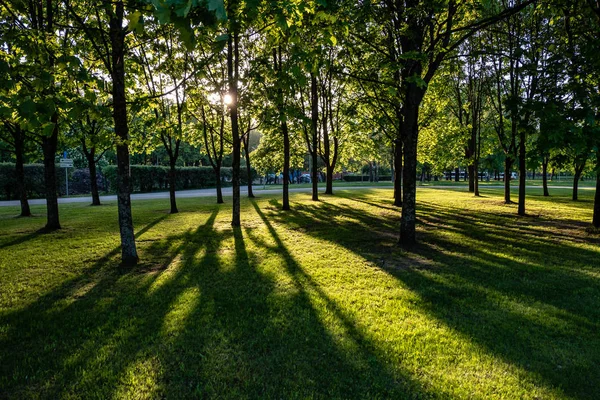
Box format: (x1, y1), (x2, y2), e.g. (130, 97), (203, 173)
(0, 187), (599, 398)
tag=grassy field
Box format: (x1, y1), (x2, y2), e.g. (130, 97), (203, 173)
(0, 187), (599, 399)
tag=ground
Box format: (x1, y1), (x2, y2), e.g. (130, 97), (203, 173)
(0, 186), (599, 399)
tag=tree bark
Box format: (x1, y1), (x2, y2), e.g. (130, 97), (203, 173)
(282, 118), (290, 210)
(169, 160), (178, 213)
(518, 129), (526, 216)
(468, 164), (475, 192)
(593, 152), (600, 228)
(42, 120), (60, 231)
(400, 88), (422, 246)
(455, 167), (460, 182)
(228, 23), (241, 227)
(573, 162), (585, 201)
(542, 157), (549, 197)
(310, 73), (319, 201)
(242, 134), (254, 198)
(474, 160), (480, 197)
(215, 165), (224, 204)
(110, 2), (138, 265)
(87, 151), (101, 206)
(504, 157), (513, 204)
(393, 140), (402, 207)
(14, 128), (31, 216)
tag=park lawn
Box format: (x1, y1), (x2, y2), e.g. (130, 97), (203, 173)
(0, 187), (599, 399)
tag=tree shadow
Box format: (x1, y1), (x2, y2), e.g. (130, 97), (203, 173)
(267, 193), (600, 399)
(0, 203), (434, 399)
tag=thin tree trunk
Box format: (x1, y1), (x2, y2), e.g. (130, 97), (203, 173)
(518, 127), (526, 215)
(215, 165), (224, 204)
(282, 118), (290, 210)
(504, 157), (513, 204)
(228, 24), (241, 227)
(310, 73), (319, 201)
(169, 160), (178, 213)
(42, 122), (60, 230)
(87, 152), (101, 206)
(593, 152), (600, 228)
(14, 130), (31, 216)
(573, 163), (585, 201)
(393, 140), (402, 207)
(243, 135), (254, 198)
(474, 160), (480, 197)
(110, 2), (138, 265)
(468, 164), (475, 192)
(542, 158), (549, 197)
(455, 167), (460, 182)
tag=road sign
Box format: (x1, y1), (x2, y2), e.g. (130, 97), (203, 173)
(59, 158), (73, 168)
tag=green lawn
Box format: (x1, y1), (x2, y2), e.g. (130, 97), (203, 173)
(1, 187), (599, 399)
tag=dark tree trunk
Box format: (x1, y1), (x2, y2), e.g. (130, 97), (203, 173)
(455, 167), (460, 182)
(542, 158), (549, 197)
(110, 2), (138, 265)
(504, 157), (513, 204)
(393, 140), (402, 207)
(243, 136), (254, 198)
(87, 152), (101, 206)
(325, 165), (334, 194)
(518, 129), (526, 216)
(468, 165), (475, 192)
(400, 90), (421, 246)
(42, 121), (60, 231)
(593, 152), (600, 228)
(573, 163), (585, 201)
(228, 24), (241, 227)
(474, 160), (480, 197)
(282, 118), (290, 210)
(169, 161), (178, 213)
(14, 130), (31, 216)
(310, 73), (319, 201)
(215, 165), (224, 204)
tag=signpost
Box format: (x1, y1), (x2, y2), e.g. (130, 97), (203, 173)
(60, 158), (73, 196)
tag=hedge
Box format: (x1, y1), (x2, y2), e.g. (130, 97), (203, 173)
(102, 165), (258, 193)
(0, 163), (70, 200)
(342, 175), (392, 182)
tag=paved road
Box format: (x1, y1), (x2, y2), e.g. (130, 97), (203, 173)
(0, 184), (594, 207)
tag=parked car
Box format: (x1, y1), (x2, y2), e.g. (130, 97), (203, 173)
(299, 174), (311, 183)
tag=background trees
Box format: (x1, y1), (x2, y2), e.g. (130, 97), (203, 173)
(2, 0), (600, 251)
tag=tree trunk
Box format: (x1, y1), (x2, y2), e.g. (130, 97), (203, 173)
(400, 92), (421, 246)
(243, 136), (254, 198)
(215, 165), (224, 203)
(310, 73), (319, 201)
(228, 25), (241, 227)
(542, 158), (549, 197)
(593, 152), (600, 228)
(455, 167), (460, 182)
(468, 164), (475, 192)
(518, 129), (526, 216)
(169, 161), (178, 213)
(393, 140), (402, 207)
(504, 157), (513, 204)
(282, 118), (290, 210)
(573, 164), (585, 201)
(14, 131), (31, 216)
(87, 153), (101, 206)
(42, 122), (60, 231)
(110, 2), (138, 265)
(474, 160), (480, 197)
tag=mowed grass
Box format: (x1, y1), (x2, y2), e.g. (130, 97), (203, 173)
(0, 186), (599, 399)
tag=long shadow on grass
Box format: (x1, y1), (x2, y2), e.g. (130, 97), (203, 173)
(0, 203), (435, 399)
(268, 193), (600, 399)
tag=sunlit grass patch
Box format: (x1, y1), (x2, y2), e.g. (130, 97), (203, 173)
(0, 186), (598, 399)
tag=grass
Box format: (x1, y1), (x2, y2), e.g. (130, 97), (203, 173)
(0, 186), (599, 399)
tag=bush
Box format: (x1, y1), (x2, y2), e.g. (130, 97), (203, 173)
(102, 165), (258, 193)
(0, 163), (69, 200)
